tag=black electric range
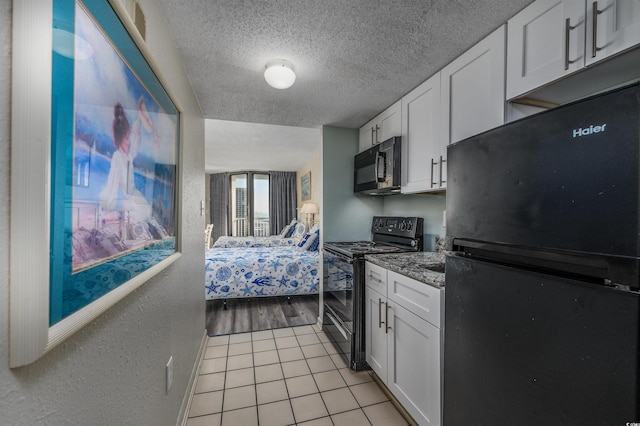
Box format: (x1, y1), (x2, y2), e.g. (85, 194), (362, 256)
(322, 216), (423, 370)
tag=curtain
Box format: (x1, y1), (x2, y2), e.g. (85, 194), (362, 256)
(210, 173), (228, 243)
(269, 171), (297, 235)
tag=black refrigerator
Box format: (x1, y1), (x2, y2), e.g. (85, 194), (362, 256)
(444, 83), (640, 425)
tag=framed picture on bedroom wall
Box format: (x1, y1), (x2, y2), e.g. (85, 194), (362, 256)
(9, 0), (182, 367)
(301, 172), (311, 201)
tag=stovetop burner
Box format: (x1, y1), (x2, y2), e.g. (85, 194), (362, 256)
(332, 241), (405, 251)
(331, 241), (376, 248)
(325, 241), (416, 257)
(323, 216), (424, 258)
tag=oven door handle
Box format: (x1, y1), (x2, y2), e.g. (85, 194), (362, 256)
(322, 248), (354, 264)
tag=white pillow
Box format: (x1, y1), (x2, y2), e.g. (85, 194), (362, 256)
(291, 222), (306, 238)
(309, 223), (319, 233)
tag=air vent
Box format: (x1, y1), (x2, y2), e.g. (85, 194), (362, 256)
(133, 1), (146, 41)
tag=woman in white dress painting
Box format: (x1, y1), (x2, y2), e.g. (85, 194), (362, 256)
(99, 97), (155, 220)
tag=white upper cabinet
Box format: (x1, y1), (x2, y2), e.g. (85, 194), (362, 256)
(586, 0), (640, 66)
(441, 25), (507, 146)
(358, 100), (402, 152)
(359, 116), (377, 152)
(506, 0), (586, 100)
(401, 72), (441, 194)
(507, 0), (640, 100)
(377, 100), (402, 142)
(438, 25), (506, 188)
(400, 26), (505, 193)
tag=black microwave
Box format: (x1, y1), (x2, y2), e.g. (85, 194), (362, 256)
(354, 136), (401, 195)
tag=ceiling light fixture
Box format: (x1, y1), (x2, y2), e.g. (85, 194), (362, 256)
(264, 59), (296, 89)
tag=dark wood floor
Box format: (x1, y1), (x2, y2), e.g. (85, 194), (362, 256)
(205, 295), (319, 336)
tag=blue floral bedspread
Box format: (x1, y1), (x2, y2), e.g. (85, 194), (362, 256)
(205, 246), (320, 299)
(212, 236), (298, 248)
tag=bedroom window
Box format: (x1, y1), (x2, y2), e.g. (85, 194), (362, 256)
(230, 172), (270, 236)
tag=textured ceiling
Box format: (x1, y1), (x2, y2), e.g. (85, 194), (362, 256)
(156, 0), (535, 171)
(157, 0), (534, 128)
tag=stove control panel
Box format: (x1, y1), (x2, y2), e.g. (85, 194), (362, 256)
(372, 216), (423, 238)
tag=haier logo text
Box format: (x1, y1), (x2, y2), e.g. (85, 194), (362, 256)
(573, 124), (606, 138)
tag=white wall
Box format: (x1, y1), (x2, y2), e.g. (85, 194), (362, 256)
(0, 1), (206, 425)
(383, 194), (446, 251)
(296, 152), (321, 224)
(321, 126), (383, 242)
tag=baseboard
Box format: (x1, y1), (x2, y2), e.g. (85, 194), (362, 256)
(369, 370), (418, 426)
(176, 330), (208, 426)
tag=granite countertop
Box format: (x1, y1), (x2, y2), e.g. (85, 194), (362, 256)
(364, 251), (446, 288)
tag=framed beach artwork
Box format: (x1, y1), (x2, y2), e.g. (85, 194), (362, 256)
(10, 0), (182, 367)
(301, 172), (311, 201)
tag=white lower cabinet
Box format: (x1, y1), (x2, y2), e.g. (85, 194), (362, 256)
(365, 262), (443, 425)
(366, 284), (388, 382)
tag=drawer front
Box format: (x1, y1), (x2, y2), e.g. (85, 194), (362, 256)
(365, 262), (387, 295)
(387, 270), (443, 328)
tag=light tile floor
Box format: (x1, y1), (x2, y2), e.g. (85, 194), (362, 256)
(187, 324), (412, 426)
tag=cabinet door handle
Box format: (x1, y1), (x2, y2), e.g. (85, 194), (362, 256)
(375, 125), (380, 143)
(439, 155), (447, 186)
(564, 18), (577, 70)
(371, 126), (376, 145)
(385, 303), (391, 334)
(592, 1), (603, 58)
(378, 298), (384, 329)
(430, 158), (437, 188)
(368, 273), (382, 283)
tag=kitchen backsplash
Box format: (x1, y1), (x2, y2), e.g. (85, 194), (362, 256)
(382, 193), (445, 252)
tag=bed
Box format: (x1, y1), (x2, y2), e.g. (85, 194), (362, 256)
(205, 224), (320, 302)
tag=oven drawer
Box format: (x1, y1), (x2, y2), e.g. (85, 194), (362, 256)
(365, 262), (387, 294)
(387, 270), (443, 328)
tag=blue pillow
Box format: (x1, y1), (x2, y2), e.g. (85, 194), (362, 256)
(285, 221), (298, 238)
(308, 229), (320, 251)
(278, 224), (291, 237)
(296, 232), (318, 251)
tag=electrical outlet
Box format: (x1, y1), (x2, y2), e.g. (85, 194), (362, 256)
(166, 356), (174, 394)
